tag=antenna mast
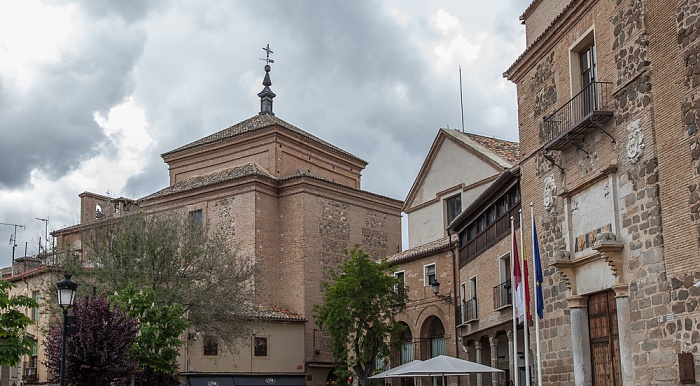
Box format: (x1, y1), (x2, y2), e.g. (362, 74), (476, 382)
(1, 222), (25, 275)
(459, 65), (465, 133)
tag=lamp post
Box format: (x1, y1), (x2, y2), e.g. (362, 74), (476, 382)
(56, 274), (78, 386)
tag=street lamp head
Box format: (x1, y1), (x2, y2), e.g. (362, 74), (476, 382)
(431, 280), (440, 295)
(56, 274), (78, 309)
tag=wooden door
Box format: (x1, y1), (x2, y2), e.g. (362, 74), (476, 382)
(588, 290), (622, 385)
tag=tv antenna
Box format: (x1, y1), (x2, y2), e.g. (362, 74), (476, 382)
(1, 222), (25, 275)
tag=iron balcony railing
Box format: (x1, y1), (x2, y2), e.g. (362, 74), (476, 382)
(542, 81), (613, 150)
(461, 298), (478, 323)
(493, 280), (512, 309)
(23, 362), (37, 380)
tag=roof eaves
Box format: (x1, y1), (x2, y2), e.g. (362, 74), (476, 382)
(447, 166), (521, 232)
(504, 0), (577, 80)
(386, 235), (456, 265)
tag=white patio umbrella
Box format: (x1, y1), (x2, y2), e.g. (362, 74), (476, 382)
(369, 360), (423, 379)
(389, 355), (503, 386)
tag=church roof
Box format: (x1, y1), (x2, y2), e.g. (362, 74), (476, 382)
(142, 163), (275, 201)
(162, 114), (366, 165)
(141, 162), (402, 204)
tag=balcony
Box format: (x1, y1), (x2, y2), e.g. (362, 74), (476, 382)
(493, 280), (512, 310)
(542, 81), (613, 151)
(461, 298), (478, 323)
(23, 363), (37, 381)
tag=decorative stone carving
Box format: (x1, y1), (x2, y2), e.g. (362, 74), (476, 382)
(626, 119), (645, 163)
(543, 176), (557, 212)
(594, 231), (618, 246)
(553, 245), (570, 261)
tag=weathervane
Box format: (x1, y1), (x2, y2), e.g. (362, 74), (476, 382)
(260, 44), (274, 65)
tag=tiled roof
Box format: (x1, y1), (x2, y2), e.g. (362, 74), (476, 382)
(386, 235), (457, 265)
(442, 129), (519, 165)
(141, 163), (403, 204)
(462, 132), (520, 165)
(6, 266), (52, 282)
(162, 114), (366, 164)
(248, 304), (305, 322)
(141, 163), (275, 201)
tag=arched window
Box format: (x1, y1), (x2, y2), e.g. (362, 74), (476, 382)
(429, 318), (445, 358)
(399, 324), (413, 364)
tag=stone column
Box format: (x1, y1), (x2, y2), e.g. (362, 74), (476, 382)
(567, 295), (592, 386)
(464, 344), (471, 386)
(507, 330), (514, 384)
(489, 336), (499, 386)
(612, 283), (634, 385)
(475, 341), (483, 386)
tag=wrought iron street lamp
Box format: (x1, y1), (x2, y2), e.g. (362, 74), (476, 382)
(56, 274), (78, 386)
(431, 280), (452, 304)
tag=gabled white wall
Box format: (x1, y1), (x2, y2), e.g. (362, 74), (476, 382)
(406, 138), (501, 248)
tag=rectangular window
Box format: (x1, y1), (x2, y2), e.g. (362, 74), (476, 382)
(445, 194), (462, 226)
(189, 209), (203, 228)
(254, 337), (268, 357)
(424, 264), (437, 286)
(394, 271), (406, 299)
(32, 291), (39, 321)
(203, 335), (218, 356)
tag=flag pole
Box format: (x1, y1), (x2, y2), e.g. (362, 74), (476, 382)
(531, 203), (543, 386)
(520, 209), (531, 386)
(510, 216), (519, 386)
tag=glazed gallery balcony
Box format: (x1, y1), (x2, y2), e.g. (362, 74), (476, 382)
(542, 81), (613, 151)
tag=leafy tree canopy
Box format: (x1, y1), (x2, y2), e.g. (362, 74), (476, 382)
(111, 283), (188, 376)
(313, 246), (407, 386)
(0, 280), (38, 366)
(63, 210), (253, 345)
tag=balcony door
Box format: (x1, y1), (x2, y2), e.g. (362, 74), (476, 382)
(579, 42), (597, 115)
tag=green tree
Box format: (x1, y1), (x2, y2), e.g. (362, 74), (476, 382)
(0, 280), (38, 366)
(63, 210), (253, 346)
(313, 246), (407, 386)
(111, 283), (188, 383)
(44, 294), (139, 386)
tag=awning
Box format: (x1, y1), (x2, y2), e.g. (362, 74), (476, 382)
(233, 375), (306, 386)
(188, 375), (305, 386)
(189, 376), (236, 386)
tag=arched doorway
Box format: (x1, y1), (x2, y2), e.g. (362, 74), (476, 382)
(428, 318), (445, 358)
(399, 323), (414, 364)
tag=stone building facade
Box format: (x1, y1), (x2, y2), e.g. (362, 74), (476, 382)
(386, 129), (519, 386)
(48, 64), (403, 386)
(505, 0), (700, 384)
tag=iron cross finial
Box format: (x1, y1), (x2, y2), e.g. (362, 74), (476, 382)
(260, 44), (274, 64)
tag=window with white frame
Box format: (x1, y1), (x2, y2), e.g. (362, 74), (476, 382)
(394, 271), (406, 300)
(460, 283), (467, 324)
(424, 264), (437, 286)
(496, 253), (512, 309)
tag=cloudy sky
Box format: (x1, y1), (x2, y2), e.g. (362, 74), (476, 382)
(0, 0), (528, 266)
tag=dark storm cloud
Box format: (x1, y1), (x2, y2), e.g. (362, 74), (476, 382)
(116, 0), (527, 201)
(0, 8), (147, 189)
